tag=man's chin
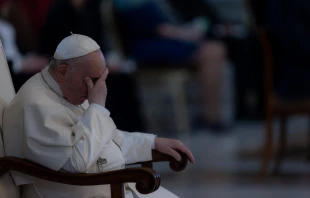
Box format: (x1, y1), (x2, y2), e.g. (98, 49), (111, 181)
(79, 97), (87, 104)
(70, 97), (86, 105)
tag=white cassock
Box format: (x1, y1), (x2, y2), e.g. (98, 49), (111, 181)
(2, 66), (178, 198)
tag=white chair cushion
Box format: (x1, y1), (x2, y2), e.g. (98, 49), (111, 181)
(0, 97), (8, 158)
(0, 97), (20, 198)
(0, 39), (16, 103)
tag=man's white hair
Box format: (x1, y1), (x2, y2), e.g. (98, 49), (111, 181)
(49, 56), (84, 71)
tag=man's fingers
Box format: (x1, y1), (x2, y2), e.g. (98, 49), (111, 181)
(100, 68), (109, 81)
(181, 147), (195, 164)
(168, 148), (182, 162)
(85, 77), (94, 89)
(174, 143), (195, 164)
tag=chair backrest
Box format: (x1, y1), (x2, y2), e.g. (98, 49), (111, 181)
(257, 28), (275, 98)
(0, 39), (15, 103)
(0, 39), (19, 198)
(0, 98), (7, 157)
(246, 1), (276, 114)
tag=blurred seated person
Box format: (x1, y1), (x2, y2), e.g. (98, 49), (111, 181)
(38, 0), (144, 131)
(0, 17), (48, 91)
(113, 0), (228, 129)
(169, 0), (266, 120)
(167, 0), (251, 119)
(267, 0), (310, 100)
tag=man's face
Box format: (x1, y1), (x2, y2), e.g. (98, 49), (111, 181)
(60, 50), (106, 105)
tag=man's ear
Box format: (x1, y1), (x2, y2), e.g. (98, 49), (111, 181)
(56, 64), (68, 83)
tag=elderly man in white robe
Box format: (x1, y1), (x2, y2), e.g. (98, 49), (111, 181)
(2, 34), (195, 198)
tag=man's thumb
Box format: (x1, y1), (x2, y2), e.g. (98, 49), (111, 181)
(85, 77), (93, 89)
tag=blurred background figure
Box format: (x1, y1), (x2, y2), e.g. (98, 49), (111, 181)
(113, 0), (229, 130)
(167, 0), (261, 123)
(1, 0), (310, 197)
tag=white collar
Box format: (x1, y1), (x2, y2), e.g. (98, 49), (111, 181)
(41, 66), (64, 98)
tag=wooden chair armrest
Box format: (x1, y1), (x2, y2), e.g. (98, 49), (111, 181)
(0, 156), (160, 194)
(130, 150), (188, 172)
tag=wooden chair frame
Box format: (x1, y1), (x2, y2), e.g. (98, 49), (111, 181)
(0, 150), (188, 198)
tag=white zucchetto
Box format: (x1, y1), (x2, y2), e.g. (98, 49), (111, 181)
(53, 34), (100, 60)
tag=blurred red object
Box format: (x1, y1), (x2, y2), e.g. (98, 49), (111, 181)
(0, 0), (7, 8)
(17, 0), (54, 33)
(0, 0), (54, 52)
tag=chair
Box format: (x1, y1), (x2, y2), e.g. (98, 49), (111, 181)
(0, 39), (188, 197)
(253, 25), (310, 178)
(245, 0), (310, 177)
(257, 28), (310, 176)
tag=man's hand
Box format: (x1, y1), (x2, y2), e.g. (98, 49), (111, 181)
(155, 137), (195, 164)
(85, 68), (109, 106)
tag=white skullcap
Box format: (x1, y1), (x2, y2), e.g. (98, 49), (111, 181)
(53, 34), (100, 60)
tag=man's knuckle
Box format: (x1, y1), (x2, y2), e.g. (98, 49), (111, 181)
(174, 140), (182, 145)
(98, 81), (105, 86)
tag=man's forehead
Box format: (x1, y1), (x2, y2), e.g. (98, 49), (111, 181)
(88, 63), (106, 78)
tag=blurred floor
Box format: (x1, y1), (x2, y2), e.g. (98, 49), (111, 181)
(151, 118), (310, 198)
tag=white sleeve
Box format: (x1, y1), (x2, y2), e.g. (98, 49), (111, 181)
(112, 129), (156, 164)
(62, 104), (115, 173)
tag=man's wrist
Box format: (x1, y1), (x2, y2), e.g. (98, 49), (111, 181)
(90, 103), (110, 116)
(152, 136), (157, 149)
